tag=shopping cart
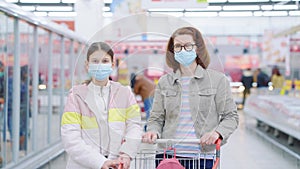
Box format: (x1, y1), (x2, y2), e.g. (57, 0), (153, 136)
(130, 138), (221, 169)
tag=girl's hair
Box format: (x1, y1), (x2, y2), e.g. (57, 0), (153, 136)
(83, 42), (114, 84)
(165, 27), (210, 72)
(87, 42), (114, 61)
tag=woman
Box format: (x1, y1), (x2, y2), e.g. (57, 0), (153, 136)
(142, 27), (239, 169)
(61, 42), (142, 169)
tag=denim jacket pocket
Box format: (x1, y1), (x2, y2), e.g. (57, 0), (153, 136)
(161, 89), (179, 112)
(197, 88), (217, 113)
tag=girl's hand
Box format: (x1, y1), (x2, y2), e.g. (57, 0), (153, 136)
(142, 131), (158, 144)
(101, 160), (118, 169)
(199, 131), (220, 146)
(118, 153), (131, 169)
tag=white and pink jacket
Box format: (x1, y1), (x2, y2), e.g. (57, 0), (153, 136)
(61, 81), (142, 169)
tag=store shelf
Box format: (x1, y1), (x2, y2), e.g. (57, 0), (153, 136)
(244, 95), (300, 141)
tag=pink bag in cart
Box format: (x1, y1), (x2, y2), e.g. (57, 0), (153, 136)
(156, 147), (184, 169)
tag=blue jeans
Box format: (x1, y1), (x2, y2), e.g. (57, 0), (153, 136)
(144, 97), (153, 131)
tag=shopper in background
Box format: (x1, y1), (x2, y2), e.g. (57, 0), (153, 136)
(0, 61), (4, 166)
(256, 68), (269, 87)
(271, 66), (284, 89)
(241, 68), (253, 105)
(142, 27), (239, 169)
(133, 74), (155, 131)
(61, 42), (142, 169)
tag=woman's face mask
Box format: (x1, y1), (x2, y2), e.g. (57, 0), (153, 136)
(88, 63), (113, 81)
(174, 50), (197, 67)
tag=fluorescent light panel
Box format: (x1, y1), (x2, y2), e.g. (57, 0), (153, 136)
(289, 11), (300, 16)
(148, 8), (184, 12)
(20, 0), (60, 3)
(208, 0), (227, 2)
(263, 11), (288, 16)
(261, 5), (273, 10)
(254, 11), (263, 16)
(21, 6), (35, 11)
(219, 11), (253, 16)
(273, 5), (298, 10)
(62, 0), (76, 3)
(36, 6), (73, 11)
(184, 12), (218, 17)
(103, 7), (110, 12)
(154, 12), (184, 17)
(103, 0), (113, 3)
(103, 12), (113, 17)
(48, 12), (77, 17)
(228, 0), (269, 2)
(34, 12), (47, 16)
(5, 0), (19, 2)
(186, 6), (222, 11)
(223, 5), (260, 10)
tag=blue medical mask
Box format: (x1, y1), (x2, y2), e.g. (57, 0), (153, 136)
(174, 50), (197, 67)
(88, 63), (113, 81)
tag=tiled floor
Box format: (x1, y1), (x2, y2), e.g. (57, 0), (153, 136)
(41, 110), (300, 169)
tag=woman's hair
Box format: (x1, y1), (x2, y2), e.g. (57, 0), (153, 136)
(83, 42), (114, 84)
(166, 27), (210, 72)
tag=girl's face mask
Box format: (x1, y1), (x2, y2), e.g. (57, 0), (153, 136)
(88, 63), (113, 81)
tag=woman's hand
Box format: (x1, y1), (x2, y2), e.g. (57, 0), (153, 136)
(142, 131), (158, 144)
(199, 131), (220, 146)
(101, 160), (118, 169)
(118, 153), (131, 169)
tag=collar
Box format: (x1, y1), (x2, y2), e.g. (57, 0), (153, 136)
(87, 80), (111, 95)
(172, 65), (205, 84)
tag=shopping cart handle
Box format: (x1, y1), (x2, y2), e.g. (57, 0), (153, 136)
(155, 138), (222, 146)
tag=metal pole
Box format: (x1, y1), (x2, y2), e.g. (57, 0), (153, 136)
(12, 17), (20, 163)
(31, 26), (39, 151)
(70, 40), (74, 87)
(47, 32), (53, 144)
(59, 36), (65, 138)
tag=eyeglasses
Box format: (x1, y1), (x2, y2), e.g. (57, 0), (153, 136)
(173, 43), (196, 53)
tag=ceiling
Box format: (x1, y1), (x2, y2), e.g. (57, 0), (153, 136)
(4, 0), (300, 17)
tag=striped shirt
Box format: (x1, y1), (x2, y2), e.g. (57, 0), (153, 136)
(174, 76), (201, 157)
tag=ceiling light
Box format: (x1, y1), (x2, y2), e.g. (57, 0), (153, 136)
(48, 12), (77, 17)
(263, 11), (288, 16)
(20, 0), (60, 3)
(219, 12), (253, 17)
(273, 5), (298, 10)
(228, 0), (269, 2)
(36, 6), (73, 11)
(104, 0), (113, 3)
(223, 5), (260, 10)
(34, 12), (47, 16)
(208, 0), (227, 2)
(153, 12), (184, 17)
(21, 6), (35, 11)
(62, 0), (76, 3)
(5, 0), (19, 2)
(184, 12), (218, 17)
(103, 7), (110, 12)
(254, 11), (263, 16)
(103, 12), (113, 17)
(261, 5), (273, 10)
(185, 6), (222, 11)
(148, 8), (184, 12)
(289, 11), (300, 16)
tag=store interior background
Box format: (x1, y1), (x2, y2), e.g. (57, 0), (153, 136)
(0, 0), (300, 168)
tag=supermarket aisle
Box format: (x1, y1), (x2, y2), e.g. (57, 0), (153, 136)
(220, 110), (298, 169)
(41, 110), (299, 169)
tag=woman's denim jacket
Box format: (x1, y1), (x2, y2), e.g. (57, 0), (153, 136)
(147, 65), (239, 152)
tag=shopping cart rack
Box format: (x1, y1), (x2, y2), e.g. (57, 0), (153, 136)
(131, 139), (221, 169)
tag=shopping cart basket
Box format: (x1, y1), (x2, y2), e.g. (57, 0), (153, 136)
(131, 138), (221, 169)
